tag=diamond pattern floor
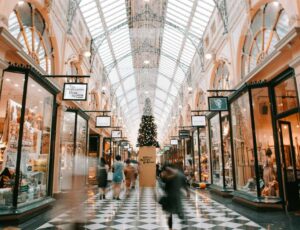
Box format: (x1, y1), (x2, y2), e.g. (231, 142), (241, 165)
(37, 187), (265, 230)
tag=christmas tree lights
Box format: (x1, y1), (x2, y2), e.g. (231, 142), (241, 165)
(137, 98), (159, 147)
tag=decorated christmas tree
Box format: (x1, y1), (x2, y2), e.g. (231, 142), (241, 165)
(137, 98), (159, 147)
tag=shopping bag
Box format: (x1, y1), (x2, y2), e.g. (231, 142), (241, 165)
(107, 171), (113, 181)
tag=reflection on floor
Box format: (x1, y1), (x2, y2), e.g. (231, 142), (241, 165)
(37, 187), (265, 230)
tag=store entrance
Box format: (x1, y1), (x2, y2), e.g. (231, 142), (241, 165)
(278, 115), (300, 211)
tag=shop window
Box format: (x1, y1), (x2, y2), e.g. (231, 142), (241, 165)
(0, 69), (55, 209)
(231, 92), (256, 195)
(241, 2), (290, 78)
(60, 112), (76, 190)
(18, 77), (54, 205)
(60, 111), (87, 191)
(275, 77), (299, 115)
(213, 61), (230, 90)
(222, 112), (233, 188)
(8, 2), (53, 74)
(210, 114), (222, 187)
(0, 72), (25, 208)
(251, 87), (279, 197)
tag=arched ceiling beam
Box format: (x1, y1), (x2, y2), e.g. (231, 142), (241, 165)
(213, 0), (229, 34)
(89, 7), (205, 72)
(105, 42), (189, 75)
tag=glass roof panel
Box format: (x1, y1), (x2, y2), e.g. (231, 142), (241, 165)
(79, 0), (215, 143)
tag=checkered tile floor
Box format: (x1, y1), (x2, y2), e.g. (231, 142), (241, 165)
(37, 187), (265, 230)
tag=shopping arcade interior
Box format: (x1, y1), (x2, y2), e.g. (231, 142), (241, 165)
(0, 0), (300, 225)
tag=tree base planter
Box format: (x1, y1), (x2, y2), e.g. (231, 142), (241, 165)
(139, 146), (156, 187)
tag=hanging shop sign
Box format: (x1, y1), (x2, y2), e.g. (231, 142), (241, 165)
(179, 129), (190, 139)
(63, 83), (88, 101)
(208, 96), (228, 111)
(170, 139), (178, 145)
(191, 115), (206, 127)
(111, 130), (122, 138)
(120, 140), (129, 147)
(96, 116), (111, 128)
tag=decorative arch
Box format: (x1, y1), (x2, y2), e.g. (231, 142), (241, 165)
(8, 1), (54, 74)
(240, 1), (291, 78)
(210, 60), (231, 90)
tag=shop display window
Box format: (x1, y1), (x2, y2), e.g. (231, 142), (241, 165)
(0, 72), (25, 208)
(18, 77), (53, 205)
(75, 115), (87, 179)
(60, 112), (76, 191)
(221, 112), (233, 188)
(231, 92), (256, 196)
(193, 130), (199, 182)
(199, 128), (210, 183)
(210, 114), (222, 187)
(251, 87), (278, 197)
(0, 69), (56, 211)
(60, 111), (87, 191)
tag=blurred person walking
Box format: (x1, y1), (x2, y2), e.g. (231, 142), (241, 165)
(159, 165), (187, 230)
(112, 155), (124, 200)
(124, 159), (135, 197)
(98, 157), (109, 199)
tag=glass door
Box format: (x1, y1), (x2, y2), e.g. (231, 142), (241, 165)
(278, 120), (299, 210)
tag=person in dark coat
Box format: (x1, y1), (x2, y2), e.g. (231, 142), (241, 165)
(98, 157), (109, 199)
(159, 164), (186, 229)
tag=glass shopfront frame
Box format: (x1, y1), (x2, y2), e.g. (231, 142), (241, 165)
(229, 68), (299, 205)
(208, 112), (234, 191)
(59, 109), (88, 191)
(0, 65), (58, 214)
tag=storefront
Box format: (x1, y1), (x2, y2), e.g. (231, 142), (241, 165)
(229, 68), (300, 210)
(88, 134), (100, 185)
(0, 65), (58, 217)
(102, 137), (112, 167)
(208, 111), (233, 193)
(59, 109), (88, 191)
(192, 128), (210, 184)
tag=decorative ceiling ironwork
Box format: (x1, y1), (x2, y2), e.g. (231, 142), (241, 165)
(75, 0), (218, 143)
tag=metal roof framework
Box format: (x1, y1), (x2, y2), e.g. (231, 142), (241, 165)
(77, 0), (216, 143)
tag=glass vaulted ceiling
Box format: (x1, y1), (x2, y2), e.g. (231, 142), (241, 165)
(79, 0), (215, 143)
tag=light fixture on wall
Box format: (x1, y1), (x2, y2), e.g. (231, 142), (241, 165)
(179, 105), (183, 109)
(144, 60), (150, 65)
(188, 86), (193, 93)
(82, 51), (91, 57)
(205, 53), (213, 60)
(18, 0), (25, 6)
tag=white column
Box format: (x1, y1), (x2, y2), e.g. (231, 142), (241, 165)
(289, 56), (300, 102)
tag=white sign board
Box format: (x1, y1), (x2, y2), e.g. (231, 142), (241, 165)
(96, 116), (111, 127)
(170, 139), (178, 145)
(111, 130), (122, 138)
(63, 83), (88, 101)
(192, 115), (206, 127)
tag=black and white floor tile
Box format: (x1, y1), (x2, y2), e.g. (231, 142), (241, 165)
(37, 187), (265, 230)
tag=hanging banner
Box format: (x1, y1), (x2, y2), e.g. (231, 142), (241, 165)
(191, 115), (206, 127)
(63, 83), (88, 101)
(170, 139), (178, 145)
(96, 116), (111, 128)
(208, 96), (228, 111)
(111, 130), (122, 138)
(179, 130), (190, 139)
